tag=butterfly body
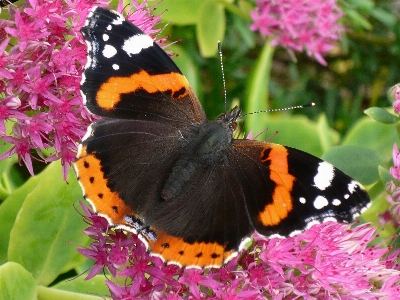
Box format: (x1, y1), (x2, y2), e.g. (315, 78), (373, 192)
(160, 119), (232, 202)
(75, 7), (371, 268)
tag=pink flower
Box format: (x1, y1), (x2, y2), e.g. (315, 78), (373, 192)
(385, 87), (400, 226)
(250, 0), (344, 65)
(0, 37), (13, 79)
(78, 201), (400, 299)
(383, 145), (400, 226)
(390, 144), (400, 181)
(390, 84), (400, 114)
(0, 0), (164, 179)
(4, 9), (49, 52)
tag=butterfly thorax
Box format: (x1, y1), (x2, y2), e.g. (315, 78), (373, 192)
(161, 107), (240, 201)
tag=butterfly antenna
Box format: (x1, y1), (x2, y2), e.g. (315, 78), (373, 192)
(218, 41), (227, 114)
(241, 102), (316, 117)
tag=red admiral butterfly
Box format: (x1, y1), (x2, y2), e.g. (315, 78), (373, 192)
(74, 7), (371, 268)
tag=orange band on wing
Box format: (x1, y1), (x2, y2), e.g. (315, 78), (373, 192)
(96, 70), (190, 110)
(75, 146), (135, 224)
(147, 231), (236, 268)
(258, 145), (295, 226)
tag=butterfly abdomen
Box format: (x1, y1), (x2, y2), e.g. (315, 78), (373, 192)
(161, 157), (199, 201)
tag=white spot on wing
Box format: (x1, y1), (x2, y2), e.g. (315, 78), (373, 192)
(299, 197), (306, 204)
(314, 195), (329, 209)
(107, 24), (112, 30)
(332, 199), (341, 206)
(80, 90), (87, 106)
(322, 217), (337, 222)
(289, 230), (302, 237)
(348, 180), (358, 194)
(103, 45), (117, 58)
(268, 233), (285, 239)
(82, 37), (97, 69)
(81, 123), (94, 142)
(80, 73), (86, 88)
(112, 64), (120, 70)
(103, 34), (109, 41)
(111, 13), (124, 25)
(105, 8), (125, 26)
(360, 202), (372, 213)
(313, 162), (335, 190)
(85, 7), (97, 26)
(122, 34), (154, 56)
(237, 237), (252, 252)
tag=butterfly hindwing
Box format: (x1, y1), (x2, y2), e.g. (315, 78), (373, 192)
(144, 159), (255, 267)
(75, 118), (184, 224)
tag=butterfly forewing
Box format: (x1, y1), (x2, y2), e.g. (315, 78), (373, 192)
(80, 7), (207, 125)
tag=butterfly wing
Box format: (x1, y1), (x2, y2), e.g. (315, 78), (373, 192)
(80, 7), (206, 124)
(76, 7), (207, 234)
(77, 116), (259, 267)
(143, 158), (256, 267)
(76, 118), (189, 224)
(131, 138), (371, 267)
(232, 140), (371, 237)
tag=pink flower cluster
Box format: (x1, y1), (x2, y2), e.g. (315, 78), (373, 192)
(391, 84), (400, 115)
(381, 84), (400, 226)
(250, 0), (344, 65)
(0, 0), (161, 179)
(78, 202), (400, 299)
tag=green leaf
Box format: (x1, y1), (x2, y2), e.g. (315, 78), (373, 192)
(196, 0), (226, 57)
(366, 180), (385, 200)
(343, 8), (373, 30)
(0, 168), (44, 264)
(342, 116), (398, 164)
(345, 0), (374, 11)
(253, 115), (337, 157)
(395, 123), (400, 139)
(244, 39), (275, 137)
(170, 44), (201, 99)
(364, 107), (398, 124)
(157, 0), (202, 25)
(52, 275), (109, 297)
(220, 0), (251, 21)
(379, 166), (393, 186)
(0, 262), (37, 300)
(8, 162), (89, 286)
(37, 286), (103, 300)
(238, 0), (254, 19)
(0, 121), (20, 197)
(232, 14), (255, 48)
(321, 145), (380, 185)
(370, 7), (396, 29)
(316, 114), (340, 153)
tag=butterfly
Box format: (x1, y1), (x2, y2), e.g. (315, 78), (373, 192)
(74, 6), (371, 268)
